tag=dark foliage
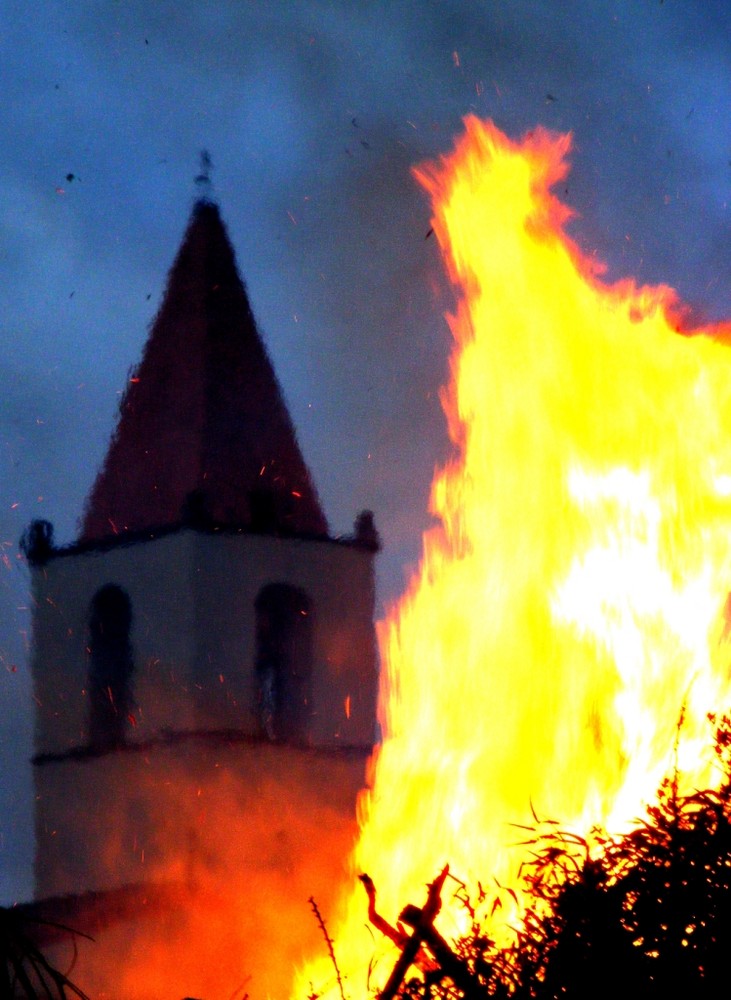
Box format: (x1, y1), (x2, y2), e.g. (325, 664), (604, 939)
(0, 907), (89, 999)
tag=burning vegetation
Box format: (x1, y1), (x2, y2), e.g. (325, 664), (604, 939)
(299, 712), (731, 1000)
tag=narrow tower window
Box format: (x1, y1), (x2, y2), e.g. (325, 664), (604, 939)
(88, 584), (134, 750)
(254, 584), (313, 742)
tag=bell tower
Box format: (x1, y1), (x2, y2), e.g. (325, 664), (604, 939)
(24, 189), (378, 998)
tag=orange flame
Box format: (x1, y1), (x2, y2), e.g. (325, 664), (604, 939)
(296, 117), (731, 995)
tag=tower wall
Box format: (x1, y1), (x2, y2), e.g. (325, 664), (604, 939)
(190, 531), (377, 745)
(32, 532), (198, 756)
(32, 529), (377, 758)
(32, 528), (377, 901)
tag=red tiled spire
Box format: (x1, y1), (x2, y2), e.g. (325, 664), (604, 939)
(80, 199), (328, 541)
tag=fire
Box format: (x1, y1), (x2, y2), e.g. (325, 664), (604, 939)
(297, 118), (731, 995)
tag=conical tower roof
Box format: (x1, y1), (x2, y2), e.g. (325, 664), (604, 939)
(80, 199), (328, 542)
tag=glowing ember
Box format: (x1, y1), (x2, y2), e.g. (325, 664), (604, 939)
(296, 118), (731, 995)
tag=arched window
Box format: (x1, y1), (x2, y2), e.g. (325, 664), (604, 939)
(254, 583), (313, 743)
(88, 584), (134, 750)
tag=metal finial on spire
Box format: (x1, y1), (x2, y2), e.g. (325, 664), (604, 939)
(194, 149), (213, 200)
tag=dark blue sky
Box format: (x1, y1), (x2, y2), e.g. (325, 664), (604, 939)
(2, 0), (731, 902)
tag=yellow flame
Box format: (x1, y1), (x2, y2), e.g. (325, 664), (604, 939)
(296, 117), (731, 996)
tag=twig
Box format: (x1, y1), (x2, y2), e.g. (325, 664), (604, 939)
(359, 874), (409, 949)
(309, 896), (346, 1000)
